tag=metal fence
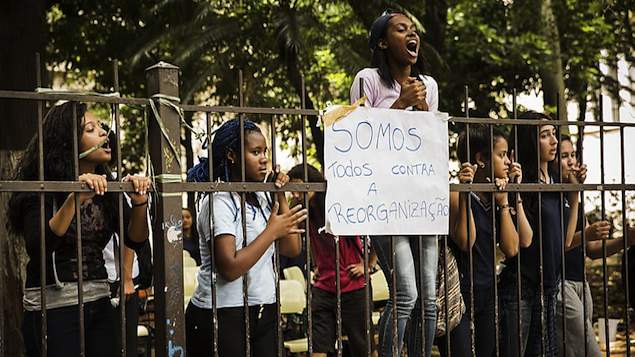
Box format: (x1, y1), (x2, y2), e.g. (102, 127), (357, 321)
(0, 60), (634, 357)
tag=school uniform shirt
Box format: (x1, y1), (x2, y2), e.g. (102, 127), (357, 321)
(502, 190), (564, 291)
(350, 68), (439, 111)
(191, 192), (276, 309)
(309, 221), (366, 294)
(454, 193), (500, 293)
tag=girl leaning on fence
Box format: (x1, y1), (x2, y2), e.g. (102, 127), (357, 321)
(349, 10), (440, 357)
(449, 124), (532, 357)
(553, 134), (635, 357)
(498, 111), (584, 356)
(7, 101), (151, 357)
(184, 118), (307, 357)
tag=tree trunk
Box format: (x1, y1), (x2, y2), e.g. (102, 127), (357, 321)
(0, 1), (47, 355)
(0, 151), (28, 357)
(538, 0), (568, 123)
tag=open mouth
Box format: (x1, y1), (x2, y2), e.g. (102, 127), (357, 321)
(406, 40), (418, 57)
(102, 139), (111, 153)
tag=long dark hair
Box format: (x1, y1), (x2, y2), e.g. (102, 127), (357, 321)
(370, 12), (429, 88)
(8, 101), (116, 234)
(187, 118), (267, 221)
(457, 124), (507, 183)
(515, 111), (558, 224)
(287, 164), (326, 229)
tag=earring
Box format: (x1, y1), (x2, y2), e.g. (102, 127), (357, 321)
(479, 162), (486, 168)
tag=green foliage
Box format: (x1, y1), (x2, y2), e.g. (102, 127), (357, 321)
(45, 0), (632, 167)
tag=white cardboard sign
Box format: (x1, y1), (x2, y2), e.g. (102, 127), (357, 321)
(324, 107), (449, 235)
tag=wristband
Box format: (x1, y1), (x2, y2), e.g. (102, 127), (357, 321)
(132, 200), (148, 207)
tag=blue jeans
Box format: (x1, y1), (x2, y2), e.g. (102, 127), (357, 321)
(372, 235), (438, 357)
(500, 276), (558, 357)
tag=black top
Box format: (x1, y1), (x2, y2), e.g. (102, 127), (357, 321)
(454, 193), (499, 292)
(183, 233), (202, 266)
(21, 193), (144, 288)
(564, 202), (586, 282)
(502, 191), (564, 290)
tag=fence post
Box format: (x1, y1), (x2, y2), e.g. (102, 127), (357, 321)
(145, 61), (185, 357)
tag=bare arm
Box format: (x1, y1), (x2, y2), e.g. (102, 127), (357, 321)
(123, 246), (136, 295)
(564, 192), (580, 249)
(124, 175), (151, 243)
(515, 199), (533, 248)
(49, 173), (109, 236)
(449, 163), (477, 252)
(587, 238), (627, 259)
(215, 203), (306, 282)
(276, 190), (302, 258)
(449, 191), (476, 251)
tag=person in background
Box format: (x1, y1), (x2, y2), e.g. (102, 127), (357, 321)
(288, 163), (377, 357)
(182, 207), (201, 266)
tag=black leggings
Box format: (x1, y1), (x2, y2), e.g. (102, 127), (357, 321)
(22, 297), (116, 357)
(185, 301), (277, 357)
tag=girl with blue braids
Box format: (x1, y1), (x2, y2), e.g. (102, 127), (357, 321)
(184, 118), (307, 357)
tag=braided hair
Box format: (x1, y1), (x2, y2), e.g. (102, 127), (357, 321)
(187, 118), (269, 221)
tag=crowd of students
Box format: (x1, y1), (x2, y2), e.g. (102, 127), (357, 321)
(7, 9), (634, 357)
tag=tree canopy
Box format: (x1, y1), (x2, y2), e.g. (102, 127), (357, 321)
(43, 0), (634, 168)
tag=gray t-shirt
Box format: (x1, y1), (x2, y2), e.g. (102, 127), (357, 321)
(190, 192), (277, 309)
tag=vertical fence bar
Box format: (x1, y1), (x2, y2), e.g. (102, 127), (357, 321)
(557, 95), (567, 356)
(465, 85), (473, 356)
(237, 69), (252, 357)
(489, 123), (500, 357)
(270, 112), (283, 357)
(513, 89), (523, 356)
(417, 236), (425, 356)
(363, 235), (371, 357)
(389, 236), (398, 356)
(145, 61), (185, 357)
(113, 60), (128, 357)
(301, 76), (313, 356)
(71, 102), (86, 357)
(536, 123), (545, 355)
(35, 52), (49, 357)
(335, 236), (343, 356)
(206, 112), (220, 357)
(578, 123), (589, 357)
(358, 77), (372, 356)
(621, 123), (631, 356)
(599, 94), (610, 356)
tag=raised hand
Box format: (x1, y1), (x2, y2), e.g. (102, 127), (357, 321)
(393, 77), (428, 110)
(123, 174), (151, 205)
(266, 202), (307, 239)
(78, 173), (108, 202)
(458, 162), (477, 184)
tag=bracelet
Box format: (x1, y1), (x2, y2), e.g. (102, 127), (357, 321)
(132, 200), (148, 207)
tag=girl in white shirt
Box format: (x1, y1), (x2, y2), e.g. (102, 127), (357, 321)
(185, 118), (307, 357)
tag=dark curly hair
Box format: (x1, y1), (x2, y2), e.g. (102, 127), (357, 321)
(7, 101), (116, 234)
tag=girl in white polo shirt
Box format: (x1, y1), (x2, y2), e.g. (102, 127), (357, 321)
(185, 118), (307, 357)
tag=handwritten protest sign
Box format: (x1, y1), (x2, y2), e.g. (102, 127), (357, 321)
(324, 107), (449, 235)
